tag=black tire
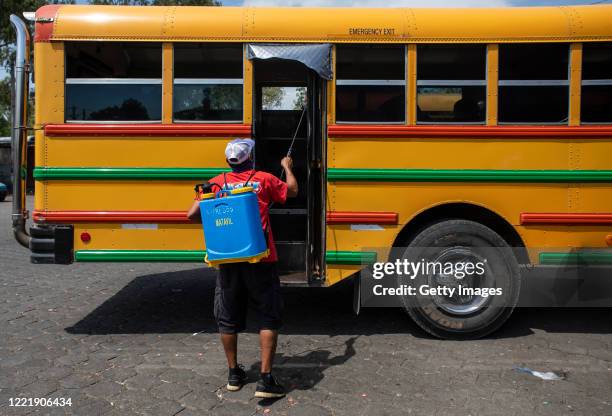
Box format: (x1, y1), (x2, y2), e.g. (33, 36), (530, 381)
(397, 219), (521, 340)
(0, 193), (6, 202)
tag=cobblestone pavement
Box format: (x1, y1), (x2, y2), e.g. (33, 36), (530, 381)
(1, 197), (611, 416)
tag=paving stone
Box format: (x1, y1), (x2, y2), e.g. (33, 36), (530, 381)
(179, 388), (220, 411)
(150, 382), (192, 401)
(286, 402), (333, 416)
(143, 399), (185, 416)
(59, 373), (101, 389)
(83, 381), (124, 398)
(210, 401), (257, 416)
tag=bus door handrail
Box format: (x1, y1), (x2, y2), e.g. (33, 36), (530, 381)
(10, 14), (31, 248)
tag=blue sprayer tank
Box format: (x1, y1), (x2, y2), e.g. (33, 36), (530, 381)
(199, 187), (269, 267)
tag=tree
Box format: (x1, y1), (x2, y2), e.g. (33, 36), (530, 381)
(293, 87), (306, 110)
(0, 78), (10, 136)
(262, 87), (285, 110)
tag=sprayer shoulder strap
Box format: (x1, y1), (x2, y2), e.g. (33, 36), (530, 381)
(244, 170), (257, 187)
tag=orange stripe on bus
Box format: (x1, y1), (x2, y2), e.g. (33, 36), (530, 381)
(520, 213), (612, 225)
(327, 211), (398, 224)
(33, 210), (191, 223)
(44, 124), (252, 137)
(328, 125), (612, 139)
(34, 210), (399, 225)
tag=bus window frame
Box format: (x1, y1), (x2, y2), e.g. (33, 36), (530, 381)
(416, 44), (488, 126)
(497, 43), (570, 125)
(335, 44), (407, 125)
(64, 42), (164, 124)
(580, 42), (612, 125)
(172, 43), (245, 124)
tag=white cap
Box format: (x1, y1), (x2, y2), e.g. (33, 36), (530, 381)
(225, 138), (255, 165)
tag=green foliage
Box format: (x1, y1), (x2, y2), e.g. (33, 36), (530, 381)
(262, 87), (285, 110)
(293, 87), (306, 110)
(0, 78), (10, 136)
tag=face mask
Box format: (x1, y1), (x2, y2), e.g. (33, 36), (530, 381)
(230, 159), (254, 173)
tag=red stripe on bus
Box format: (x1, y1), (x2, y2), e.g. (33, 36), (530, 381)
(33, 210), (191, 223)
(44, 124), (252, 137)
(328, 125), (612, 139)
(34, 5), (61, 42)
(34, 210), (399, 225)
(520, 213), (612, 225)
(327, 211), (398, 224)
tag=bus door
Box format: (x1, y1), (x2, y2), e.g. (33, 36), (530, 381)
(248, 44), (330, 284)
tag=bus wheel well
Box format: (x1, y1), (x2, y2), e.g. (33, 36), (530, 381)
(392, 203), (529, 264)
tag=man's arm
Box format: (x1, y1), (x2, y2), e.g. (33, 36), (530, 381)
(187, 199), (201, 222)
(281, 157), (298, 198)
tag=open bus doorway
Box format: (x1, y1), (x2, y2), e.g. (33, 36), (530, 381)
(252, 58), (325, 285)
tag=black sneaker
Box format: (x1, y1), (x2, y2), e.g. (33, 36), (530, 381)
(254, 373), (286, 399)
(227, 366), (247, 392)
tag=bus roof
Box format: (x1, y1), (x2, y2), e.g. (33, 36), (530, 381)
(35, 4), (612, 44)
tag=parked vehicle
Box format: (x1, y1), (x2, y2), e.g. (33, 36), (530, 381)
(9, 4), (612, 339)
(0, 182), (6, 202)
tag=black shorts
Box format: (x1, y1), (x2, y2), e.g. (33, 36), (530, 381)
(214, 262), (283, 334)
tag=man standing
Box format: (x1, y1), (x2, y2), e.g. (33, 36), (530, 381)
(188, 138), (298, 398)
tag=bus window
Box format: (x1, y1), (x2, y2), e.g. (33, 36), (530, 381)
(65, 42), (162, 122)
(416, 44), (486, 124)
(581, 42), (612, 124)
(498, 43), (569, 124)
(336, 45), (405, 123)
(173, 43), (243, 122)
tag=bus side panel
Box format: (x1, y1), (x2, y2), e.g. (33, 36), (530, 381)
(44, 137), (228, 168)
(325, 133), (612, 286)
(34, 41), (64, 213)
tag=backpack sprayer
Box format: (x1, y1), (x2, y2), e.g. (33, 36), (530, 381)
(194, 105), (307, 267)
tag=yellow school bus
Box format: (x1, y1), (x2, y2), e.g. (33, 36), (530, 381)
(9, 4), (612, 339)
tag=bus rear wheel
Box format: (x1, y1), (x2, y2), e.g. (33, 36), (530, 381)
(398, 219), (521, 340)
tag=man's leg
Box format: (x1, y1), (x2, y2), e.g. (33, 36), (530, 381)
(249, 263), (285, 398)
(221, 333), (238, 369)
(215, 264), (247, 391)
(259, 329), (278, 373)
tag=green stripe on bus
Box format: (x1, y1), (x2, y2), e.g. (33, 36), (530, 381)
(34, 167), (230, 180)
(327, 169), (612, 182)
(326, 251), (377, 265)
(539, 252), (612, 265)
(75, 250), (207, 262)
(34, 167), (612, 182)
(75, 250), (377, 265)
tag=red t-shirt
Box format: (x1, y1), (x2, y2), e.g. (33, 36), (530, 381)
(208, 170), (288, 262)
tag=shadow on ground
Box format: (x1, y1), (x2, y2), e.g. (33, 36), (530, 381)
(66, 267), (612, 339)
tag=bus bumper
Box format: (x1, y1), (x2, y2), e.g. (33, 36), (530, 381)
(29, 225), (74, 264)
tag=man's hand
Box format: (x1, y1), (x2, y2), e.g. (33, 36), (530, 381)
(187, 199), (201, 222)
(280, 156), (293, 171)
